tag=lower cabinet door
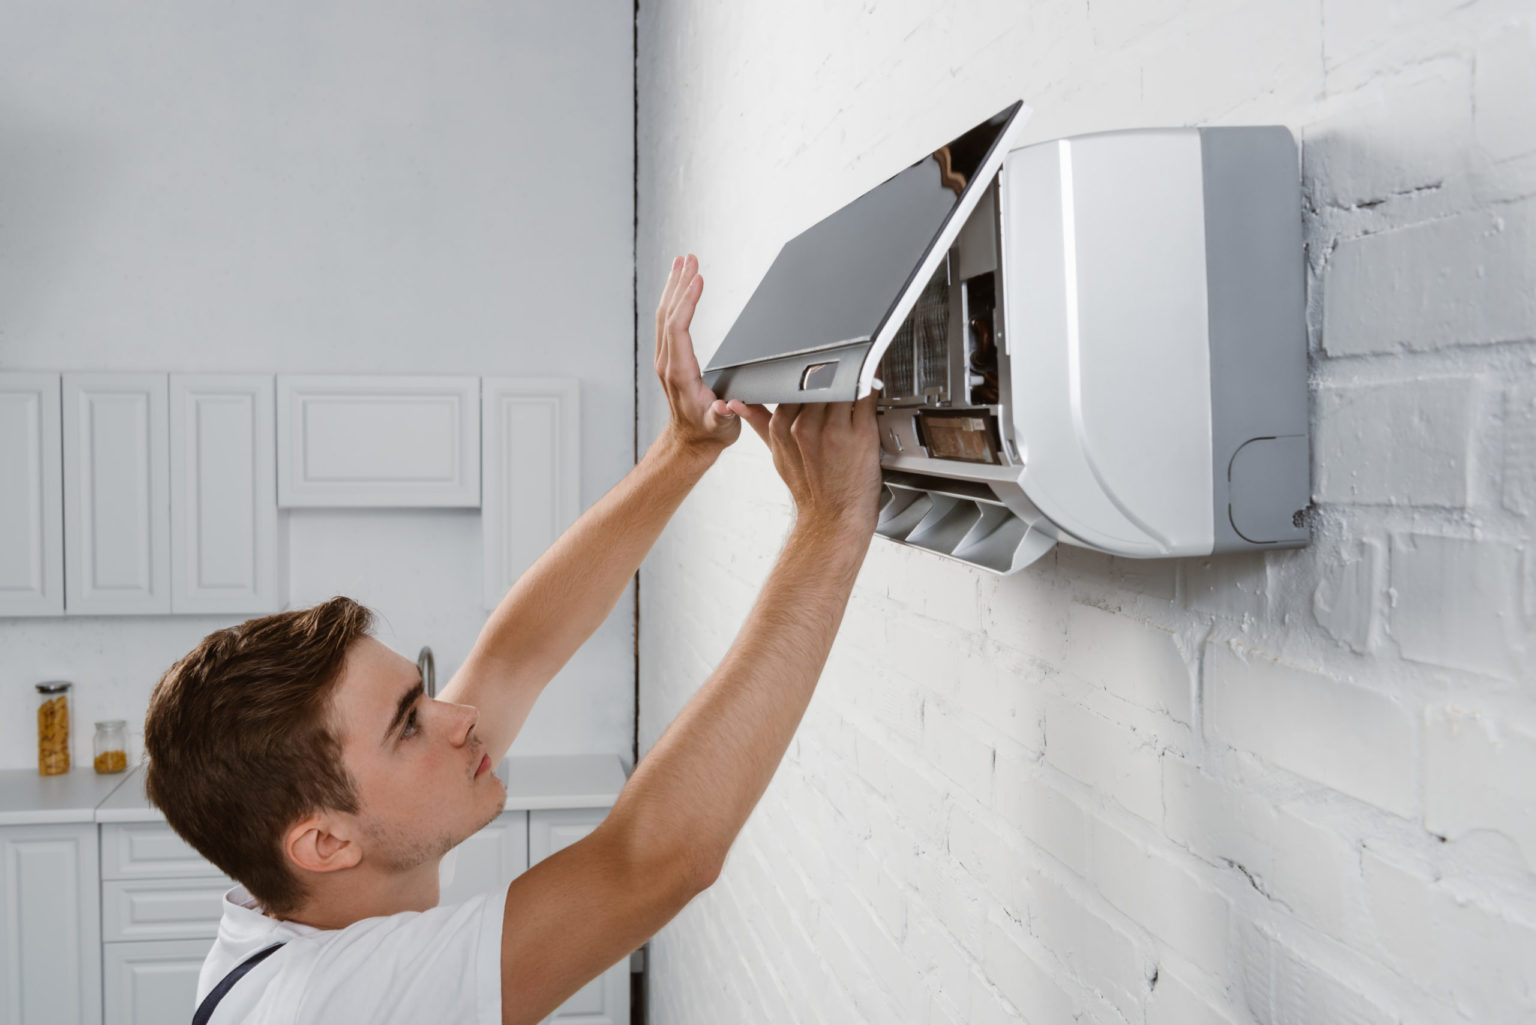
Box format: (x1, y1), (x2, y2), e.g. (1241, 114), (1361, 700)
(527, 809), (629, 1025)
(102, 938), (211, 1025)
(0, 823), (101, 1025)
(439, 810), (529, 906)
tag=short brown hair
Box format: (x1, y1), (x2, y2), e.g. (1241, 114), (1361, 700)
(144, 596), (374, 915)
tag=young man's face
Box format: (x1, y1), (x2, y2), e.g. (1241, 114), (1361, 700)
(328, 637), (507, 873)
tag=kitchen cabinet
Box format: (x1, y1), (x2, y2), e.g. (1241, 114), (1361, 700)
(276, 375), (481, 508)
(528, 808), (629, 1025)
(168, 375), (279, 614)
(0, 373), (63, 617)
(61, 374), (171, 615)
(0, 823), (102, 1025)
(481, 377), (579, 609)
(6, 372), (280, 618)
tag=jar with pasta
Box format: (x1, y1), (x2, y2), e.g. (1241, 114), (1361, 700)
(36, 681), (71, 776)
(93, 720), (128, 774)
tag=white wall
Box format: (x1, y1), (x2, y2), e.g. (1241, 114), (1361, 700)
(637, 2), (1536, 1023)
(0, 0), (635, 769)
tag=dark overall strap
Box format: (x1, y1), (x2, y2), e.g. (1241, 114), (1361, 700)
(191, 943), (286, 1025)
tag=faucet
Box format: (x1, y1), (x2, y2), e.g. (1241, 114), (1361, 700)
(416, 646), (435, 698)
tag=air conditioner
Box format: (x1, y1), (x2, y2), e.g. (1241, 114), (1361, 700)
(702, 102), (1309, 573)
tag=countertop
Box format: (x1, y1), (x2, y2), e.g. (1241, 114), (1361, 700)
(1, 753), (629, 827)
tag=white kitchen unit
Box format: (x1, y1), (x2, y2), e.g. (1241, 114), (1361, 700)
(0, 755), (630, 1025)
(61, 374), (172, 615)
(0, 770), (125, 1025)
(0, 373), (63, 616)
(168, 375), (280, 614)
(276, 375), (481, 508)
(527, 807), (628, 1025)
(481, 378), (580, 609)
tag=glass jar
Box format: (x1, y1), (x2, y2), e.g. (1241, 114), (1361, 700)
(36, 681), (71, 776)
(93, 720), (128, 774)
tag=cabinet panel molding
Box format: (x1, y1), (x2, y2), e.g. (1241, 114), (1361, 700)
(0, 373), (63, 617)
(277, 375), (481, 507)
(102, 938), (209, 1025)
(0, 824), (102, 1025)
(101, 877), (231, 943)
(101, 823), (223, 882)
(169, 375), (279, 613)
(482, 378), (579, 609)
(62, 374), (171, 615)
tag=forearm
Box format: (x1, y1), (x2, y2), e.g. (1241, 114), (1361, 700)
(608, 518), (871, 883)
(470, 428), (719, 686)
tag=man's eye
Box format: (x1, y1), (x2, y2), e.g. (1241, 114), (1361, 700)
(402, 709), (420, 739)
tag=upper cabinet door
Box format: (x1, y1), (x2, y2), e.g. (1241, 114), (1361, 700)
(276, 375), (481, 508)
(169, 375), (279, 614)
(62, 375), (171, 615)
(0, 373), (64, 616)
(481, 378), (579, 609)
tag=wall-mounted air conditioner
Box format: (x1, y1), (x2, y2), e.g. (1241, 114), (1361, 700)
(702, 102), (1309, 573)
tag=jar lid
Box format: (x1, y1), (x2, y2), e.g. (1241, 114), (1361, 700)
(35, 681), (72, 694)
(95, 719), (127, 729)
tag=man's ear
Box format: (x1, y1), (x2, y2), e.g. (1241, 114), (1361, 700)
(284, 812), (363, 875)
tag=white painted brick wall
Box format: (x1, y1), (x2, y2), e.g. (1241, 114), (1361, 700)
(636, 0), (1536, 1021)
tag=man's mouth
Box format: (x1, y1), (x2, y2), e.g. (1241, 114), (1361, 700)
(474, 753), (492, 778)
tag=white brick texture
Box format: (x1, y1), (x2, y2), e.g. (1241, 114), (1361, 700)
(637, 1), (1536, 1022)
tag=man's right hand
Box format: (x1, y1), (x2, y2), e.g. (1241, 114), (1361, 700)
(730, 394), (883, 538)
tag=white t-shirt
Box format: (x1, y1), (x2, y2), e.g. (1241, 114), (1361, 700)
(196, 884), (506, 1024)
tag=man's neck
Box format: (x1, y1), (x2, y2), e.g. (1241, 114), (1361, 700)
(278, 861), (441, 929)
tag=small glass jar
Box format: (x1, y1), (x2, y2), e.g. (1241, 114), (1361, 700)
(93, 720), (128, 774)
(36, 682), (71, 776)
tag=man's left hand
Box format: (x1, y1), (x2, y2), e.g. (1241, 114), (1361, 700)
(655, 254), (762, 454)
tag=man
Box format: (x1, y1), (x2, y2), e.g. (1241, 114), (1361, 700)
(144, 253), (883, 1024)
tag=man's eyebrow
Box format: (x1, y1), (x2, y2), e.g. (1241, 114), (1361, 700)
(383, 674), (425, 746)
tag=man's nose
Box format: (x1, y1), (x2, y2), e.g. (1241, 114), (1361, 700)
(441, 700), (478, 745)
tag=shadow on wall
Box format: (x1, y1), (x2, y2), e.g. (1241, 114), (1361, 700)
(0, 98), (109, 342)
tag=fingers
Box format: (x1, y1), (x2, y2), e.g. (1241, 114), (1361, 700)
(659, 257), (702, 390)
(730, 400), (772, 444)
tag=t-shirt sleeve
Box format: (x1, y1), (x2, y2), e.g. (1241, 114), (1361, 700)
(272, 886), (506, 1025)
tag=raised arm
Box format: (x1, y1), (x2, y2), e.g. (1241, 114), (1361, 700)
(439, 255), (759, 762)
(495, 394), (883, 1025)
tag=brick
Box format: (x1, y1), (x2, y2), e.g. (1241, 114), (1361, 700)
(1313, 376), (1479, 507)
(979, 915), (1079, 1025)
(1043, 696), (1164, 823)
(1311, 537), (1383, 654)
(947, 804), (1029, 911)
(967, 644), (1050, 755)
(1321, 0), (1465, 73)
(1203, 639), (1418, 816)
(1085, 0), (1188, 49)
(1322, 201), (1536, 356)
(922, 697), (997, 800)
(904, 910), (978, 1019)
(993, 743), (1089, 872)
(1147, 967), (1242, 1025)
(1501, 381), (1536, 516)
(1061, 603), (1192, 724)
(1239, 922), (1396, 1025)
(1389, 533), (1528, 682)
(1184, 550), (1269, 620)
(1088, 817), (1231, 976)
(1475, 19), (1536, 163)
(1423, 705), (1536, 872)
(1140, 2), (1321, 122)
(1304, 57), (1472, 211)
(980, 569), (1071, 666)
(1162, 757), (1362, 943)
(1362, 846), (1536, 1022)
(1023, 867), (1147, 1023)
